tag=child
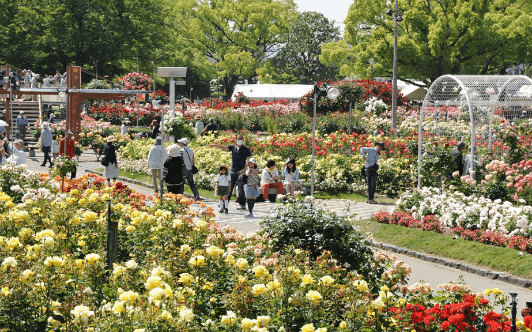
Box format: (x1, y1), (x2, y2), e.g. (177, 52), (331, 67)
(215, 164), (231, 214)
(51, 134), (59, 163)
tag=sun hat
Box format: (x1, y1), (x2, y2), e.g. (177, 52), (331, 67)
(178, 138), (189, 145)
(167, 144), (180, 157)
(457, 141), (466, 149)
(219, 163), (228, 170)
(42, 122), (49, 129)
(248, 157), (257, 164)
(106, 136), (117, 143)
(67, 130), (74, 135)
(375, 142), (386, 150)
(20, 111), (24, 114)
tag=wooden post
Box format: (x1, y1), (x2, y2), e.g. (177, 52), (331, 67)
(67, 67), (82, 139)
(4, 65), (10, 139)
(106, 200), (118, 270)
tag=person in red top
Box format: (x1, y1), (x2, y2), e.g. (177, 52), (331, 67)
(59, 130), (77, 179)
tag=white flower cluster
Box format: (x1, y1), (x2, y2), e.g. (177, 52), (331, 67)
(364, 97), (388, 114)
(397, 187), (532, 236)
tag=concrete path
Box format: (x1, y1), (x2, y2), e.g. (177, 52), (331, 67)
(21, 150), (532, 302)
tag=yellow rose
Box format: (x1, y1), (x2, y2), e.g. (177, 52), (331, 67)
(257, 315), (271, 327)
(20, 269), (34, 283)
(253, 265), (270, 278)
(126, 225), (136, 233)
(83, 211), (97, 222)
(339, 321), (347, 329)
(179, 273), (195, 286)
(301, 323), (315, 332)
(241, 318), (257, 331)
(206, 245), (224, 258)
(188, 255), (206, 267)
(320, 276), (334, 286)
(145, 276), (162, 290)
(306, 290), (323, 305)
(75, 259), (84, 268)
(85, 253), (101, 265)
(112, 301), (126, 314)
(235, 258), (249, 269)
(251, 284), (267, 296)
(160, 310), (172, 321)
(301, 274), (313, 286)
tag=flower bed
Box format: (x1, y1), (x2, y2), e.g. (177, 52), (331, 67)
(0, 165), (526, 331)
(396, 187), (532, 239)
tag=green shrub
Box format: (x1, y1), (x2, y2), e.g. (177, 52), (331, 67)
(260, 202), (380, 282)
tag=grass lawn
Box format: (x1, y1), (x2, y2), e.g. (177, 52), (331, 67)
(314, 191), (396, 204)
(353, 218), (532, 280)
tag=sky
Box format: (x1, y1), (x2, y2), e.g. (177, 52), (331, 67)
(293, 0), (353, 34)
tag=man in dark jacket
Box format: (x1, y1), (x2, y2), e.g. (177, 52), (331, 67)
(450, 141), (466, 176)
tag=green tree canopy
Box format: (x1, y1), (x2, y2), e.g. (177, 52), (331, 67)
(321, 0), (532, 86)
(173, 0), (297, 99)
(257, 11), (340, 84)
(0, 0), (171, 77)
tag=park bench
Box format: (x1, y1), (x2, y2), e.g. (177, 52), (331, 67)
(236, 184), (308, 202)
(27, 144), (40, 157)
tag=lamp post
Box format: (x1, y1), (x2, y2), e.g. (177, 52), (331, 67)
(93, 60), (98, 80)
(386, 0), (402, 137)
(106, 198), (118, 270)
(190, 87), (193, 102)
(311, 83), (340, 198)
(369, 58), (374, 79)
(151, 61), (156, 96)
(133, 54), (139, 73)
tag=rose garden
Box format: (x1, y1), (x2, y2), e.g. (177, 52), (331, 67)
(2, 73), (532, 331)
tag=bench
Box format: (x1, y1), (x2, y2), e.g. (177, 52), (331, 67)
(27, 144), (40, 157)
(235, 184), (308, 202)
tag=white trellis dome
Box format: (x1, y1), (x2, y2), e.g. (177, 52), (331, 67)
(416, 75), (532, 187)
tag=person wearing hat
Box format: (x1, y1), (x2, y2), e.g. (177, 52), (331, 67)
(260, 160), (283, 203)
(178, 137), (200, 201)
(147, 137), (167, 194)
(103, 136), (119, 186)
(40, 122), (53, 167)
(360, 141), (385, 204)
(164, 144), (184, 195)
(210, 133), (252, 210)
(59, 130), (77, 178)
(450, 141), (466, 177)
(150, 119), (160, 139)
(194, 116), (204, 136)
(16, 111), (29, 143)
(215, 164), (231, 213)
(243, 157), (260, 218)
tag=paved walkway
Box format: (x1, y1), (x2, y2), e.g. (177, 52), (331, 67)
(21, 150), (532, 301)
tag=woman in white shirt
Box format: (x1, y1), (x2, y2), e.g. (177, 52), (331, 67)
(281, 158), (301, 196)
(260, 160), (283, 203)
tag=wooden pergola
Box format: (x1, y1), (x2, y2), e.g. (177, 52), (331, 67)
(1, 65), (151, 138)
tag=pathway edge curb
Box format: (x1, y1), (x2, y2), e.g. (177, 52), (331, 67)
(371, 240), (532, 289)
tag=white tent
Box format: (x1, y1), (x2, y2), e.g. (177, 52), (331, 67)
(397, 79), (427, 101)
(231, 84), (313, 101)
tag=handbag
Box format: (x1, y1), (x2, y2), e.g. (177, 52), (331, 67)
(238, 172), (248, 184)
(184, 149), (199, 174)
(101, 156), (109, 167)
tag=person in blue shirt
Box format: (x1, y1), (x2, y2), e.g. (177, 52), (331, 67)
(40, 122), (54, 167)
(360, 141), (385, 204)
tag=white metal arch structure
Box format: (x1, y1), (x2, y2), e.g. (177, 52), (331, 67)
(416, 75), (532, 188)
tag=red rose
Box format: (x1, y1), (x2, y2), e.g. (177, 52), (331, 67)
(441, 321), (450, 330)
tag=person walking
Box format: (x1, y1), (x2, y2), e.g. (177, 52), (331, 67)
(103, 136), (119, 186)
(178, 138), (200, 201)
(163, 144), (184, 195)
(121, 119), (130, 136)
(150, 120), (160, 139)
(281, 158), (302, 196)
(59, 130), (77, 179)
(147, 138), (166, 194)
(451, 141), (466, 177)
(194, 116), (204, 136)
(40, 122), (53, 167)
(260, 160), (283, 202)
(209, 134), (252, 210)
(360, 141), (385, 204)
(16, 111), (29, 143)
(244, 158), (260, 218)
(51, 134), (59, 162)
(215, 164), (231, 214)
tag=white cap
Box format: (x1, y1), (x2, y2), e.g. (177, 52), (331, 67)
(248, 157), (257, 164)
(178, 138), (189, 145)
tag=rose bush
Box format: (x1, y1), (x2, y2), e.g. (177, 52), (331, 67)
(0, 166), (526, 331)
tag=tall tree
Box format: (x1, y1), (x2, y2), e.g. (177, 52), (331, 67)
(320, 0), (532, 86)
(258, 11), (340, 84)
(173, 0), (297, 99)
(0, 0), (171, 76)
